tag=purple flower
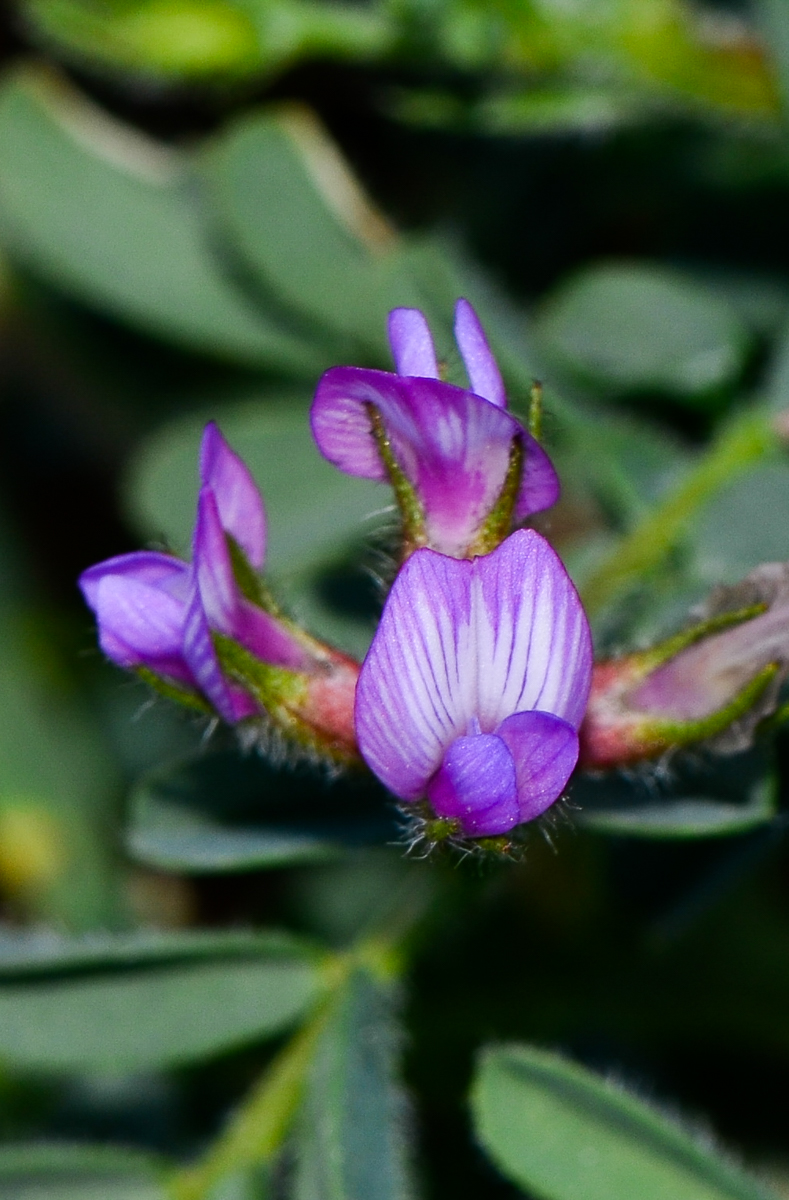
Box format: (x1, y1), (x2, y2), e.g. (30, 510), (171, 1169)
(310, 299), (559, 559)
(355, 529), (593, 837)
(80, 423), (309, 723)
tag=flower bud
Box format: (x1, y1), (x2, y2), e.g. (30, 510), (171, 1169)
(579, 562), (789, 769)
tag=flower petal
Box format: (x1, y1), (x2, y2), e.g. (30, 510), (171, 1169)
(355, 548), (477, 799)
(182, 587), (257, 722)
(88, 573), (193, 683)
(192, 486), (240, 637)
(514, 434), (561, 520)
(79, 551), (191, 610)
(473, 530), (592, 731)
(387, 308), (439, 378)
(310, 367), (391, 481)
(426, 733), (520, 836)
(453, 298), (506, 408)
(497, 710), (579, 822)
(312, 367), (534, 555)
(199, 422), (266, 569)
(355, 530), (592, 801)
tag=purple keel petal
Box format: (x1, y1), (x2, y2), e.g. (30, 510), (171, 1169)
(427, 733), (520, 836)
(497, 710), (579, 822)
(355, 548), (477, 799)
(473, 530), (593, 731)
(454, 298), (506, 408)
(387, 308), (439, 378)
(200, 422), (266, 569)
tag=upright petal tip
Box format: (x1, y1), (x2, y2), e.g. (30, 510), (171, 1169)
(453, 298), (506, 409)
(387, 308), (440, 379)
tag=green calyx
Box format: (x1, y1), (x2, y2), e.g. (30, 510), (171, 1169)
(214, 633), (307, 726)
(226, 535), (280, 614)
(134, 666), (211, 713)
(366, 402), (427, 554)
(469, 434), (524, 557)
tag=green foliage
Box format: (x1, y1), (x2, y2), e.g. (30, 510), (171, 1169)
(0, 931), (321, 1072)
(472, 1044), (779, 1200)
(535, 263), (750, 404)
(0, 1143), (167, 1199)
(0, 69), (321, 370)
(123, 399), (384, 575)
(127, 749), (395, 873)
(291, 970), (414, 1200)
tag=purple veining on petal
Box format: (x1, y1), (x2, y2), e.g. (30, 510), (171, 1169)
(427, 733), (520, 836)
(89, 575), (193, 683)
(193, 487), (310, 672)
(454, 298), (506, 408)
(199, 422), (266, 569)
(79, 553), (193, 683)
(387, 308), (439, 379)
(355, 545), (474, 799)
(473, 530), (593, 731)
(497, 710), (579, 822)
(313, 368), (558, 554)
(355, 529), (592, 833)
(182, 586), (257, 723)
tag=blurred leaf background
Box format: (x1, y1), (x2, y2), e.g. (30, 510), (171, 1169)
(5, 0), (789, 1197)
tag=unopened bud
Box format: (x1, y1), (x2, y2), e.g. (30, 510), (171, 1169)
(580, 562), (789, 769)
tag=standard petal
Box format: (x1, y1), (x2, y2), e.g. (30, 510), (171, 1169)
(426, 733), (520, 836)
(89, 573), (192, 683)
(355, 548), (477, 799)
(497, 710), (579, 822)
(199, 422), (266, 569)
(453, 298), (506, 408)
(473, 530), (593, 731)
(387, 308), (439, 378)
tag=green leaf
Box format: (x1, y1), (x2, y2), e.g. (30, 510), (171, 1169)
(202, 106), (424, 356)
(292, 969), (415, 1200)
(0, 68), (322, 371)
(574, 755), (777, 840)
(472, 1043), (779, 1200)
(24, 0), (262, 78)
(0, 927), (310, 977)
(122, 398), (385, 574)
(127, 749), (397, 873)
(0, 1143), (166, 1199)
(0, 934), (321, 1072)
(692, 463), (789, 584)
(577, 786), (777, 839)
(0, 604), (122, 929)
(535, 262), (749, 402)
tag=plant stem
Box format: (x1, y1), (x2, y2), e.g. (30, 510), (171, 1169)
(168, 882), (428, 1200)
(580, 410), (781, 616)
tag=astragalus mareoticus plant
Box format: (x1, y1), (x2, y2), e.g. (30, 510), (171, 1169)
(80, 300), (789, 852)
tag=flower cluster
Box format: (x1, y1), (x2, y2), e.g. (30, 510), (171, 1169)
(80, 299), (788, 845)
